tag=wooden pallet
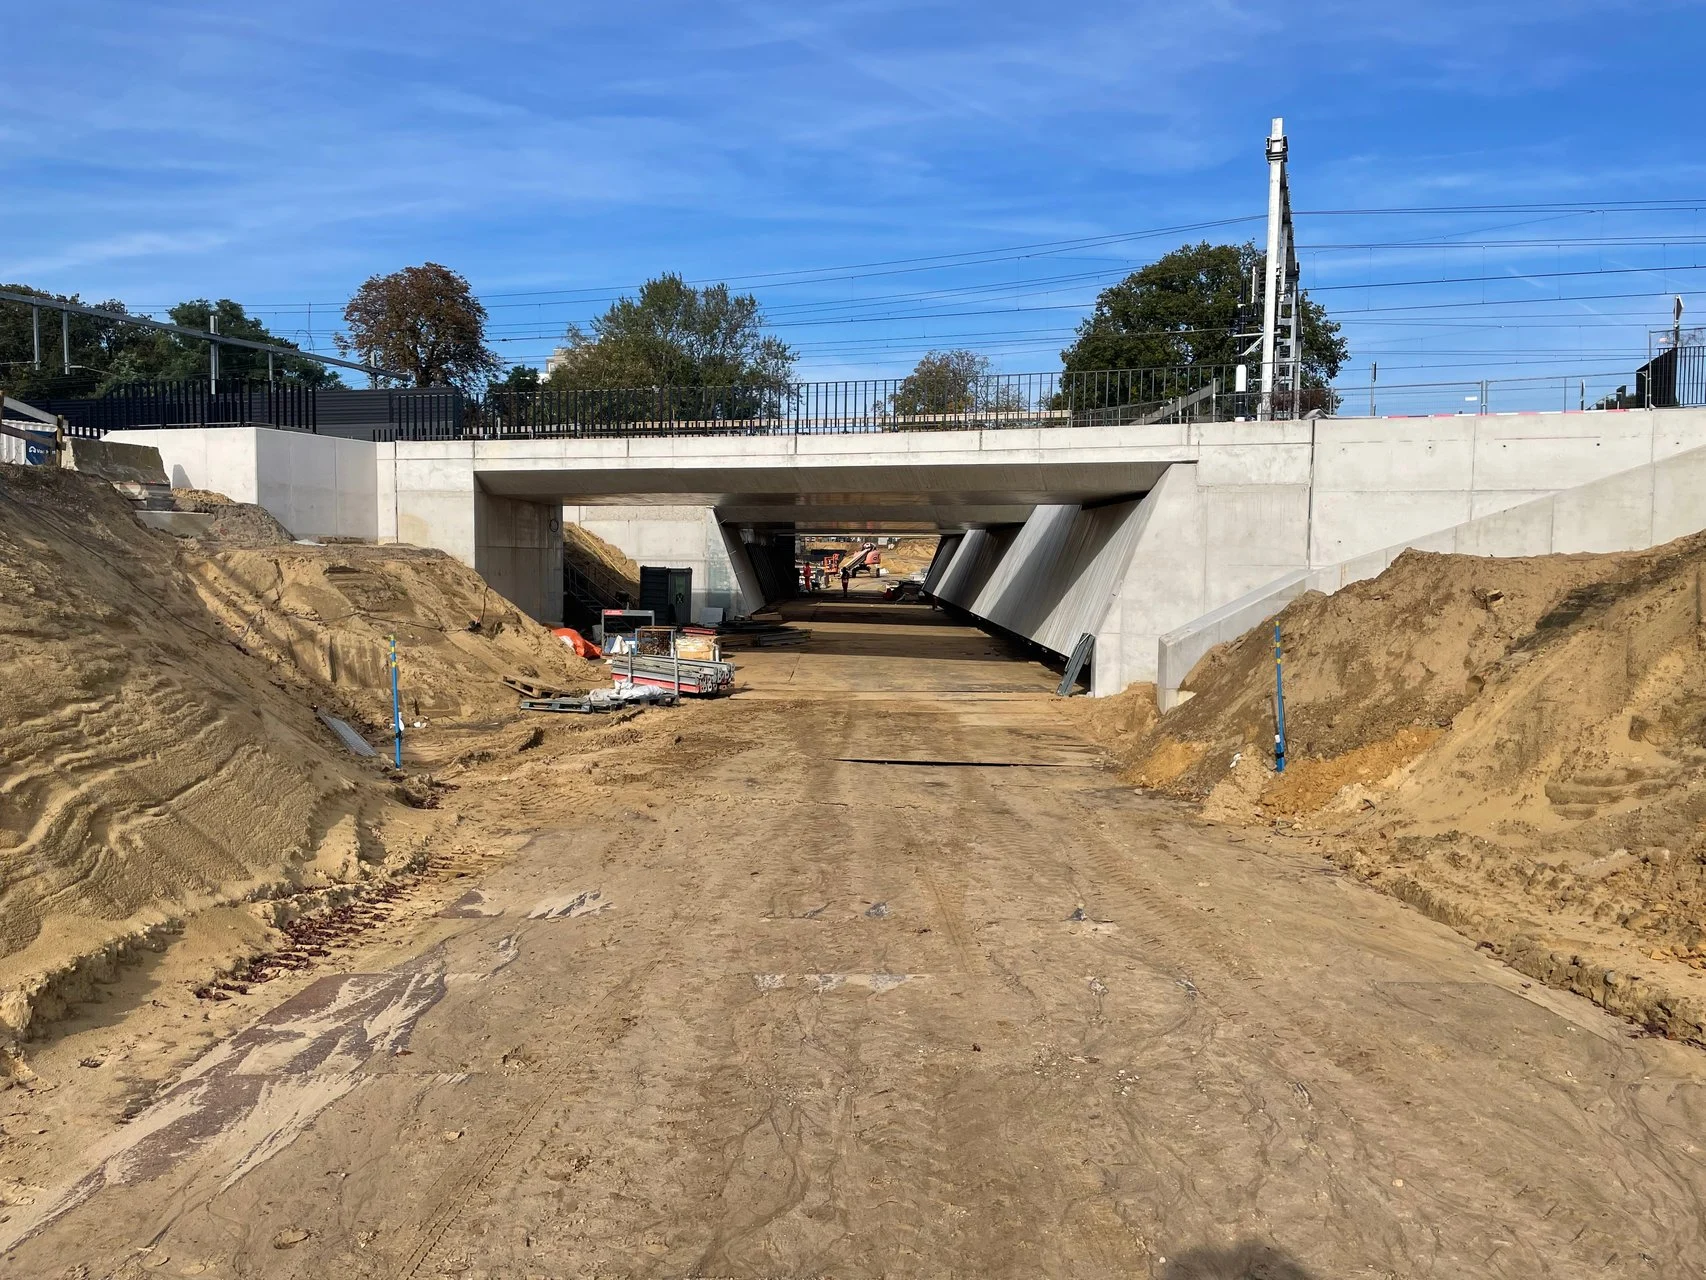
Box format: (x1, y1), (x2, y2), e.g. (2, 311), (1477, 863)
(518, 696), (597, 714)
(503, 675), (574, 700)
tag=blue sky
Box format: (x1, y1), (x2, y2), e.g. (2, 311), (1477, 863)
(5, 1), (1705, 407)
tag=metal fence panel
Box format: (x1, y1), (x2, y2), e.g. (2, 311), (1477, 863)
(443, 367), (1285, 442)
(38, 380), (317, 433)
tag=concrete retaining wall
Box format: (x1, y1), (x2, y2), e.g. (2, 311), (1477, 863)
(476, 490), (564, 625)
(1310, 409), (1706, 563)
(1088, 454), (1313, 694)
(106, 428), (563, 625)
(1156, 439), (1706, 708)
(109, 427), (378, 541)
(1155, 573), (1312, 710)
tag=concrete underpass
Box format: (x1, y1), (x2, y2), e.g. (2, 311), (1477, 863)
(113, 404), (1706, 698)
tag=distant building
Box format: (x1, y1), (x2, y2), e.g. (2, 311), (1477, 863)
(544, 346), (570, 375)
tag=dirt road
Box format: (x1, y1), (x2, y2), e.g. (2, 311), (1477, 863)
(7, 596), (1706, 1278)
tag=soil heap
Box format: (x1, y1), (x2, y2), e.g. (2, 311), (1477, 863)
(1122, 535), (1706, 1041)
(0, 465), (598, 1044)
(170, 488), (297, 547)
(564, 522), (641, 601)
(184, 543), (601, 730)
(0, 467), (411, 1041)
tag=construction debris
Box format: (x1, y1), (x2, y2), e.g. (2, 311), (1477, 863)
(520, 684), (680, 713)
(314, 708), (378, 757)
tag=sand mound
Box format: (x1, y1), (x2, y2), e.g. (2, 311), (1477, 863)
(1123, 534), (1706, 1040)
(1131, 547), (1628, 798)
(884, 537), (940, 577)
(1063, 681), (1159, 760)
(564, 522), (640, 600)
(171, 488), (296, 547)
(0, 465), (412, 1040)
(182, 542), (602, 728)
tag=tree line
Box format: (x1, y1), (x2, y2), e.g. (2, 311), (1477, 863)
(0, 243), (1345, 408)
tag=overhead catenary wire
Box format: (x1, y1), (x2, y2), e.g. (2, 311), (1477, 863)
(90, 196), (1706, 385)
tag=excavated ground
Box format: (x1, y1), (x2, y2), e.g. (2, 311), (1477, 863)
(3, 587), (1703, 1278)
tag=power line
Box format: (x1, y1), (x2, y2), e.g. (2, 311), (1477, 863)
(1334, 286), (1706, 315)
(1296, 199), (1706, 215)
(1308, 262), (1706, 293)
(1302, 235), (1706, 253)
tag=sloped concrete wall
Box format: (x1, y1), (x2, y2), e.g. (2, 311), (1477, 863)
(930, 526), (1020, 610)
(925, 501), (1152, 687)
(717, 524), (766, 619)
(923, 534), (962, 593)
(1157, 439), (1706, 707)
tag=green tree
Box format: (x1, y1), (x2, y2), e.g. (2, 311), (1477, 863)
(1060, 241), (1346, 402)
(0, 287), (334, 397)
(0, 286), (139, 397)
(891, 349), (1022, 417)
(488, 364), (540, 394)
(339, 263), (500, 390)
(546, 274), (794, 393)
(101, 299), (338, 388)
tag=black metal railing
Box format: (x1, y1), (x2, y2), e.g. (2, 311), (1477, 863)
(38, 379), (318, 434)
(1638, 343), (1706, 409)
(432, 367), (1321, 442)
(387, 388), (465, 440)
(32, 360), (1676, 443)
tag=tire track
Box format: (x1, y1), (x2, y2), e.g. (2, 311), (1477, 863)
(390, 956), (662, 1280)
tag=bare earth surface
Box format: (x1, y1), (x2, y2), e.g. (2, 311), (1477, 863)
(7, 593), (1706, 1278)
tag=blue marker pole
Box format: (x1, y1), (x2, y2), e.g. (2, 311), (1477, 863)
(388, 634), (403, 769)
(1273, 622), (1287, 773)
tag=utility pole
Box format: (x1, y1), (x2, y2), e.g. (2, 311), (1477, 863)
(61, 309), (70, 374)
(209, 313), (220, 394)
(31, 306), (41, 370)
(1260, 118), (1299, 421)
(1370, 362), (1377, 418)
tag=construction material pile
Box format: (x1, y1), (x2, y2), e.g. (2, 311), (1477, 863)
(1123, 534), (1706, 1038)
(606, 648), (736, 695)
(0, 465), (412, 1042)
(185, 542), (602, 729)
